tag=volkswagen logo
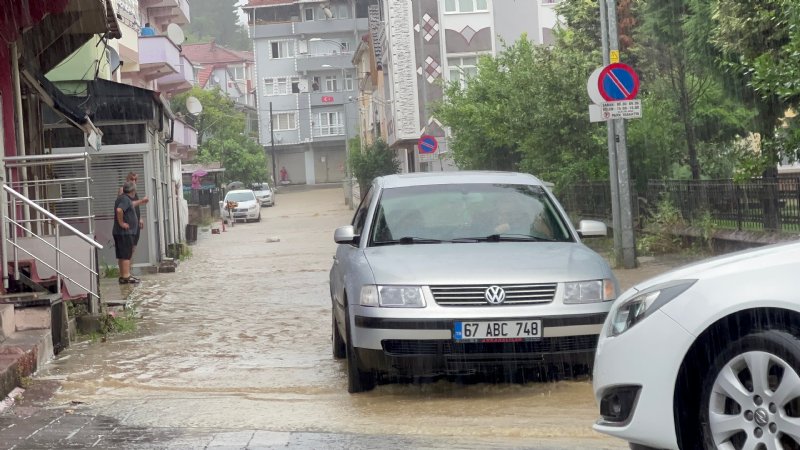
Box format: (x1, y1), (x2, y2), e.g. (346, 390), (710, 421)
(485, 285), (506, 304)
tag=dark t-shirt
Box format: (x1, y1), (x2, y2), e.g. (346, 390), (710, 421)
(113, 194), (139, 235)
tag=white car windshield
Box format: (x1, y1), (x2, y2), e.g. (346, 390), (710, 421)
(370, 183), (573, 245)
(226, 192), (255, 202)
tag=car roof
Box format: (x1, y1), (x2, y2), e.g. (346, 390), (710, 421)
(227, 189), (254, 194)
(375, 171), (547, 189)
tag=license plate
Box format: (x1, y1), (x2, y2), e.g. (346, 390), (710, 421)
(454, 320), (542, 341)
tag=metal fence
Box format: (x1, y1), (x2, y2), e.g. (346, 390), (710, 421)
(557, 177), (800, 233)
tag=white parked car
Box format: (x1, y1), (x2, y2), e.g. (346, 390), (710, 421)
(219, 189), (261, 223)
(593, 241), (800, 450)
(252, 182), (274, 207)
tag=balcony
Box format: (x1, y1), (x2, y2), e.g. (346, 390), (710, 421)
(159, 55), (194, 94)
(296, 52), (354, 73)
(171, 118), (198, 160)
(293, 18), (369, 36)
(310, 92), (349, 107)
(138, 35), (180, 81)
(140, 0), (190, 28)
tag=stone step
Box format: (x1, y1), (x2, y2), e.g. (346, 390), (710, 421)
(0, 329), (53, 401)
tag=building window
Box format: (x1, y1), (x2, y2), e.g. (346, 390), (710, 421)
(448, 56), (478, 86)
(291, 77), (301, 93)
(444, 0), (488, 13)
(325, 75), (338, 92)
(272, 112), (297, 131)
(232, 65), (245, 80)
(270, 40), (295, 59)
(344, 72), (354, 91)
(275, 77), (289, 95)
(304, 7), (314, 20)
(264, 78), (274, 95)
(312, 76), (321, 91)
(317, 112), (343, 136)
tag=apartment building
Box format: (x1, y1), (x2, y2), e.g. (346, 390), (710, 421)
(243, 0), (371, 185)
(360, 0), (560, 172)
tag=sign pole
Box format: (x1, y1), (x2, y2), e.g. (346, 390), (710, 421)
(606, 0), (636, 269)
(599, 0), (622, 268)
(270, 102), (277, 189)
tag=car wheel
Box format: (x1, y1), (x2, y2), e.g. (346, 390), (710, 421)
(699, 330), (800, 449)
(332, 306), (346, 359)
(257, 213), (262, 222)
(344, 306), (376, 393)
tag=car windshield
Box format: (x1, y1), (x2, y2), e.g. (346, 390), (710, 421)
(369, 183), (573, 246)
(252, 183), (270, 191)
(226, 191), (255, 202)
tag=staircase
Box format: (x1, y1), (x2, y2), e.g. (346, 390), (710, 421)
(0, 153), (102, 401)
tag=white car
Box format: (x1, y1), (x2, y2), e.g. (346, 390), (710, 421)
(593, 241), (800, 450)
(252, 182), (275, 207)
(219, 189), (261, 223)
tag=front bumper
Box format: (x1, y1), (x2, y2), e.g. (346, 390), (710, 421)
(353, 313), (606, 376)
(592, 309), (694, 449)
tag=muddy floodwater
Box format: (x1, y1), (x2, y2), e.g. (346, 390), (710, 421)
(37, 187), (634, 449)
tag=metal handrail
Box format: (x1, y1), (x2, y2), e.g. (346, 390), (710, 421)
(3, 152), (89, 162)
(5, 216), (99, 278)
(3, 185), (102, 249)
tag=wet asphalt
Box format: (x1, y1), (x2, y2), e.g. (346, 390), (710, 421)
(0, 186), (677, 449)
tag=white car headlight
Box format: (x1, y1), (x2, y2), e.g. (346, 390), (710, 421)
(249, 204), (257, 210)
(609, 279), (697, 337)
(359, 285), (426, 308)
(563, 279), (616, 304)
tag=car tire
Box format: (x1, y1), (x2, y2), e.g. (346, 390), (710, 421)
(257, 213), (262, 222)
(345, 306), (376, 393)
(332, 306), (346, 359)
(698, 329), (800, 450)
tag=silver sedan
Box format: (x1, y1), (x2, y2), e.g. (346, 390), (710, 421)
(329, 171), (618, 393)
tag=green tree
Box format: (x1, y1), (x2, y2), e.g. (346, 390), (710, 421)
(349, 138), (400, 193)
(434, 36), (606, 189)
(185, 0), (250, 50)
(172, 87), (267, 184)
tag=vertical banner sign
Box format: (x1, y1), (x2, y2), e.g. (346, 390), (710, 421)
(368, 5), (384, 68)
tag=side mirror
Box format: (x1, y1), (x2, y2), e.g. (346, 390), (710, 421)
(334, 225), (357, 244)
(577, 220), (607, 238)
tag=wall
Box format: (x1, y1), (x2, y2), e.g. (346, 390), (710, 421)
(493, 0), (541, 45)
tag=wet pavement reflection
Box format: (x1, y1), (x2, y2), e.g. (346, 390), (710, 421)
(37, 187), (628, 448)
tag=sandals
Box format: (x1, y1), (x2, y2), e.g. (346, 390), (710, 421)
(118, 276), (141, 284)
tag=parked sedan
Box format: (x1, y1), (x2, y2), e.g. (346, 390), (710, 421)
(329, 171), (617, 393)
(593, 241), (800, 450)
(220, 189), (261, 223)
(252, 182), (275, 207)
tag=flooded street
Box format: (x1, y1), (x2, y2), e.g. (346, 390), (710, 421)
(27, 187), (639, 449)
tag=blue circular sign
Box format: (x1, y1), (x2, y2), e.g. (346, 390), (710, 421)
(418, 135), (438, 154)
(599, 63), (640, 101)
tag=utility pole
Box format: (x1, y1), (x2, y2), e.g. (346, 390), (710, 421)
(269, 102), (277, 187)
(602, 0), (637, 269)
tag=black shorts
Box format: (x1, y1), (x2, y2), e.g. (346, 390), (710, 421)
(114, 234), (135, 260)
(134, 230), (140, 246)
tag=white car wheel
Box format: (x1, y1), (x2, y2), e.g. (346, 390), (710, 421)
(701, 330), (800, 449)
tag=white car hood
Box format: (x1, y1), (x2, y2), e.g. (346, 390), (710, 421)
(231, 199), (257, 207)
(364, 242), (611, 286)
(632, 241), (800, 292)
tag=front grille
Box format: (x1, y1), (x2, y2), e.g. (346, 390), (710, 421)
(430, 283), (557, 306)
(235, 208), (248, 212)
(382, 335), (598, 356)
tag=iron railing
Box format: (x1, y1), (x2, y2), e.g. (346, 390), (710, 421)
(557, 177), (800, 233)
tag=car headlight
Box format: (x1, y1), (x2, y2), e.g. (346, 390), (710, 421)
(249, 204), (257, 210)
(609, 279), (697, 337)
(359, 285), (426, 308)
(563, 279), (616, 304)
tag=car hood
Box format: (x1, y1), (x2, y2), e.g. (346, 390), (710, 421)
(363, 242), (611, 285)
(231, 199), (257, 207)
(254, 190), (271, 196)
(631, 240), (800, 292)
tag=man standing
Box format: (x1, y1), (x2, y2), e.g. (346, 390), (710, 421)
(114, 182), (148, 284)
(119, 172), (145, 257)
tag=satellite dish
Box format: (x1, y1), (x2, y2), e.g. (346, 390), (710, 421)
(186, 96), (203, 115)
(166, 23), (186, 45)
(107, 47), (122, 74)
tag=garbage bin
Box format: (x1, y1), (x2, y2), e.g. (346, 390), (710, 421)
(186, 224), (198, 243)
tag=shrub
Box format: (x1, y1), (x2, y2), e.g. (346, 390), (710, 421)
(349, 138), (401, 193)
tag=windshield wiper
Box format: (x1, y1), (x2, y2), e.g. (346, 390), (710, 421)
(455, 234), (556, 242)
(373, 236), (444, 246)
